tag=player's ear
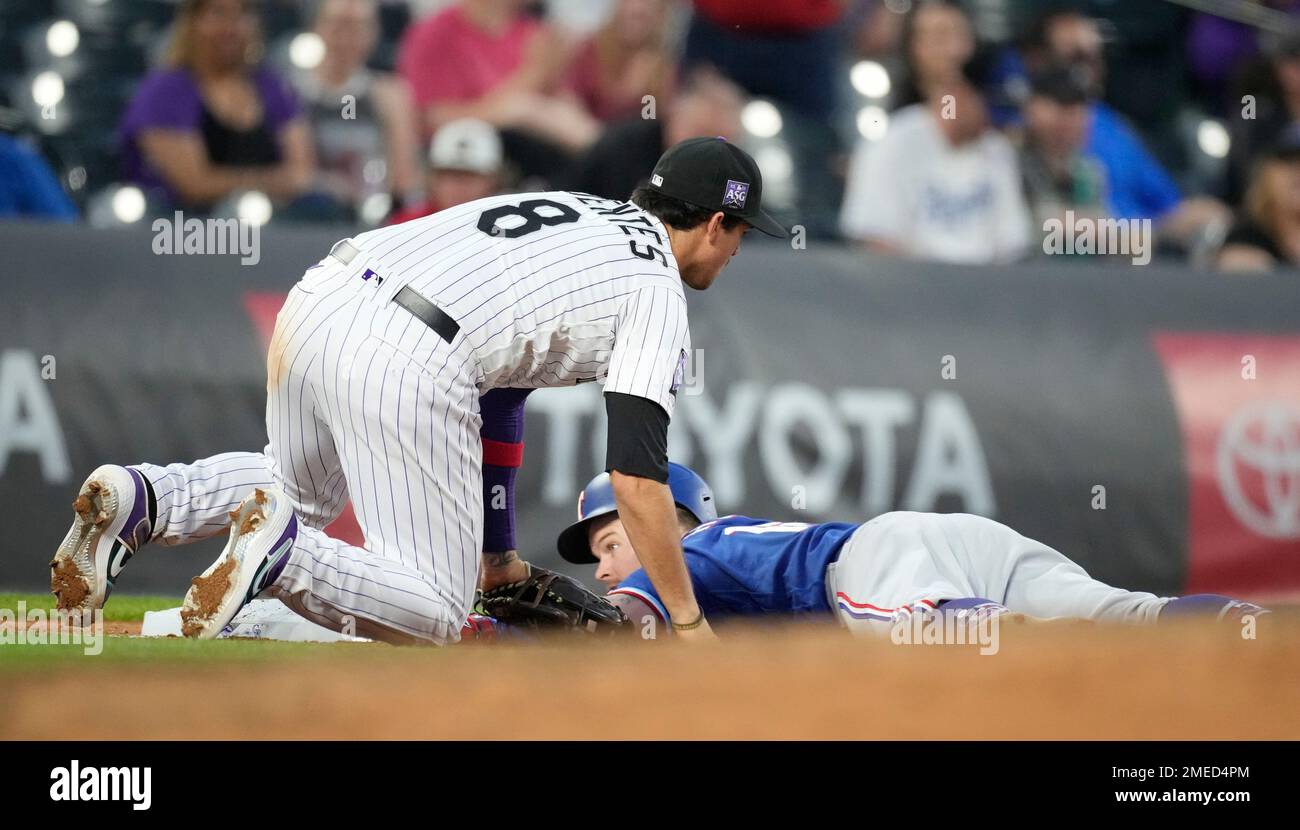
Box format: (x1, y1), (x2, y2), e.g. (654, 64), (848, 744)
(706, 211), (726, 241)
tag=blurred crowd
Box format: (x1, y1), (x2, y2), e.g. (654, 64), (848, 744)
(4, 0), (1300, 274)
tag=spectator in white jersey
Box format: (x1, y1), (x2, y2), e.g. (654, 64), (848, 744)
(386, 118), (504, 225)
(53, 138), (786, 648)
(840, 63), (1031, 264)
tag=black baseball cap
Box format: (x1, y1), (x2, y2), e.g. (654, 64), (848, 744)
(647, 136), (786, 237)
(1027, 64), (1091, 106)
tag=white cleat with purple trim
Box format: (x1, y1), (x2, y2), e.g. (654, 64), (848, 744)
(180, 487), (298, 640)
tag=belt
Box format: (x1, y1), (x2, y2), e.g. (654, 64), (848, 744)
(328, 239), (461, 345)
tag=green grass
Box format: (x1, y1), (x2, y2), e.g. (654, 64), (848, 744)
(0, 592), (383, 670)
(0, 592), (181, 622)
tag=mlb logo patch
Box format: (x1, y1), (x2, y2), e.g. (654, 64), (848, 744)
(722, 179), (749, 209)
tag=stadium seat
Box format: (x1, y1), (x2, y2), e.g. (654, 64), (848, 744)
(20, 20), (147, 84)
(260, 0), (306, 43)
(5, 60), (131, 211)
(53, 0), (173, 35)
(41, 130), (118, 207)
(0, 0), (57, 28)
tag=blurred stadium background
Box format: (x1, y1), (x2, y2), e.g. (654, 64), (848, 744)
(0, 0), (1297, 603)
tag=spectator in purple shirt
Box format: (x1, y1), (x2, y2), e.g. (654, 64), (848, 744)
(118, 0), (316, 210)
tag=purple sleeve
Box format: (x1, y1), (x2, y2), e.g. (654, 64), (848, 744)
(254, 66), (302, 131)
(480, 388), (532, 553)
(119, 69), (203, 137)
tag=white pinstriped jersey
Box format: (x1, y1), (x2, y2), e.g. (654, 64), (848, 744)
(350, 191), (691, 416)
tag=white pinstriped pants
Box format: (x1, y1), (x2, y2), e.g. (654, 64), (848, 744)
(137, 257), (484, 644)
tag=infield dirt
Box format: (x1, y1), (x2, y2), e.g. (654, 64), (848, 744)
(2, 615), (1296, 739)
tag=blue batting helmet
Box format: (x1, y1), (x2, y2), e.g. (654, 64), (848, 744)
(556, 463), (717, 564)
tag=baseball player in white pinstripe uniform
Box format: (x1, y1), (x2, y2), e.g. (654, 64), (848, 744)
(51, 137), (786, 644)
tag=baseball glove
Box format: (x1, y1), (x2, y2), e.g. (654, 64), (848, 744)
(478, 564), (626, 633)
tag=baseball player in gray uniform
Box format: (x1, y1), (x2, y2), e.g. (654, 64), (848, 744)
(51, 137), (785, 644)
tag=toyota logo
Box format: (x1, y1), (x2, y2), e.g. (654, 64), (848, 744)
(1215, 402), (1300, 539)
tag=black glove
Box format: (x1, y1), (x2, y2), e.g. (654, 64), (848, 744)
(477, 564), (626, 633)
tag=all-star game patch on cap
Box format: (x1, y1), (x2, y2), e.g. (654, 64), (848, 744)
(647, 136), (787, 237)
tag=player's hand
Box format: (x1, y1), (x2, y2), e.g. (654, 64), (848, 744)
(479, 551), (529, 590)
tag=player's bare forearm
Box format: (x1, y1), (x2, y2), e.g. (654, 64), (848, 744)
(609, 471), (700, 622)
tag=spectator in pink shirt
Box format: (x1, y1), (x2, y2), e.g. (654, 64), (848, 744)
(566, 0), (676, 124)
(396, 0), (599, 155)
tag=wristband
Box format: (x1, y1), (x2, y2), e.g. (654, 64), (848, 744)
(482, 437), (524, 468)
(671, 611), (705, 631)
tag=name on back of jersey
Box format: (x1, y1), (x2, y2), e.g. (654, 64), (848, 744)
(570, 193), (671, 268)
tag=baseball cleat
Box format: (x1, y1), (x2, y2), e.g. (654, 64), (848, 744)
(50, 465), (157, 615)
(180, 487), (297, 639)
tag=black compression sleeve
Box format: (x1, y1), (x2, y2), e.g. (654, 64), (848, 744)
(604, 392), (670, 483)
